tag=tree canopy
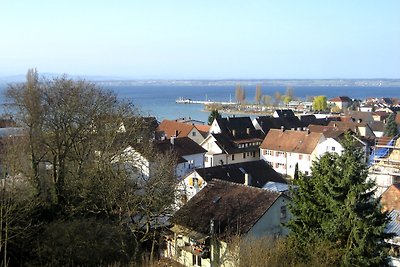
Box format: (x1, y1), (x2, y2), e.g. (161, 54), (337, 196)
(254, 85), (262, 105)
(235, 85), (246, 104)
(288, 133), (390, 266)
(208, 109), (221, 125)
(2, 69), (177, 266)
(312, 95), (327, 111)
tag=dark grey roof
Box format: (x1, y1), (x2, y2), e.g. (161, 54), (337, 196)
(195, 160), (286, 187)
(256, 116), (305, 135)
(274, 109), (295, 118)
(211, 133), (262, 154)
(299, 115), (340, 126)
(156, 137), (207, 157)
(172, 179), (282, 239)
(385, 210), (400, 237)
(216, 117), (263, 139)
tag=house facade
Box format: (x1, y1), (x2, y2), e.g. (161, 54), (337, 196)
(201, 133), (261, 167)
(260, 129), (325, 177)
(118, 137), (206, 181)
(165, 180), (291, 267)
(157, 119), (208, 144)
(328, 96), (352, 110)
(203, 117), (264, 167)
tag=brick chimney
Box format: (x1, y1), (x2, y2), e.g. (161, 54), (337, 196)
(244, 173), (251, 186)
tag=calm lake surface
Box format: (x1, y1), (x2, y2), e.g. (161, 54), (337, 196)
(1, 84), (399, 123)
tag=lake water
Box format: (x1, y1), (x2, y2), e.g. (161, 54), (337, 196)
(1, 84), (399, 123)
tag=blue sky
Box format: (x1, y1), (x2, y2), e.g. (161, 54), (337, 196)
(0, 1), (399, 79)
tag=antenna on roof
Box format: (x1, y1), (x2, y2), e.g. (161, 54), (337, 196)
(212, 196), (221, 204)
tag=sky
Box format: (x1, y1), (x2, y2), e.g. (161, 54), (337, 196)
(0, 1), (399, 79)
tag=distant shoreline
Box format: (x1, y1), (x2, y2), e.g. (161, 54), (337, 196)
(94, 79), (400, 87)
(2, 78), (400, 87)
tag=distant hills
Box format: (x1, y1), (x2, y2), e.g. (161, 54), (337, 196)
(94, 79), (400, 87)
(1, 74), (400, 87)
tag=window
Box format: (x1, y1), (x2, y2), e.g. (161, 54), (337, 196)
(264, 150), (272, 156)
(252, 151), (256, 157)
(332, 146), (335, 151)
(277, 151), (285, 157)
(205, 157), (208, 162)
(307, 155), (311, 161)
(192, 254), (202, 266)
(243, 153), (246, 159)
(192, 131), (196, 137)
(276, 163), (285, 168)
(280, 205), (287, 220)
(232, 154), (235, 161)
(299, 154), (303, 160)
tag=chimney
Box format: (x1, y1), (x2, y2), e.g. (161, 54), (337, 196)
(246, 128), (250, 134)
(193, 176), (199, 191)
(244, 173), (251, 186)
(232, 129), (236, 136)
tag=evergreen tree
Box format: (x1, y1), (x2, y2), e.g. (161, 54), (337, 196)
(384, 113), (399, 137)
(288, 133), (391, 266)
(293, 163), (299, 180)
(208, 109), (221, 125)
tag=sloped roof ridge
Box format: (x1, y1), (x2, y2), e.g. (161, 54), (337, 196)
(208, 179), (281, 196)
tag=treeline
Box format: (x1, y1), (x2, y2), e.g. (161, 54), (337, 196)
(234, 85), (297, 106)
(0, 69), (177, 266)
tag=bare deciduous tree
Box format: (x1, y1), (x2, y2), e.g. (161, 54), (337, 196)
(254, 85), (262, 105)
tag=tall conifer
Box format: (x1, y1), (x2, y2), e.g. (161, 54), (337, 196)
(288, 133), (391, 266)
(384, 113), (399, 137)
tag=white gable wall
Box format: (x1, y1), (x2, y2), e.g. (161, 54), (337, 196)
(183, 153), (205, 169)
(247, 195), (291, 237)
(209, 119), (222, 134)
(187, 127), (205, 144)
(317, 138), (344, 156)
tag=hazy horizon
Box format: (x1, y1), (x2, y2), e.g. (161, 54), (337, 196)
(1, 1), (399, 79)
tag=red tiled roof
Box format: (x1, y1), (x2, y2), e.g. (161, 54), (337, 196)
(195, 124), (210, 137)
(260, 129), (323, 154)
(308, 125), (346, 139)
(328, 96), (352, 102)
(157, 119), (195, 138)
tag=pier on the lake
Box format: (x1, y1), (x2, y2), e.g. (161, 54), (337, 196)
(175, 97), (237, 105)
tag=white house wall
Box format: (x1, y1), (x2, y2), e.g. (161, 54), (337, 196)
(317, 138), (343, 156)
(116, 146), (150, 180)
(209, 119), (222, 134)
(183, 153), (205, 170)
(247, 196), (291, 237)
(201, 136), (223, 154)
(188, 128), (206, 144)
(260, 149), (313, 177)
